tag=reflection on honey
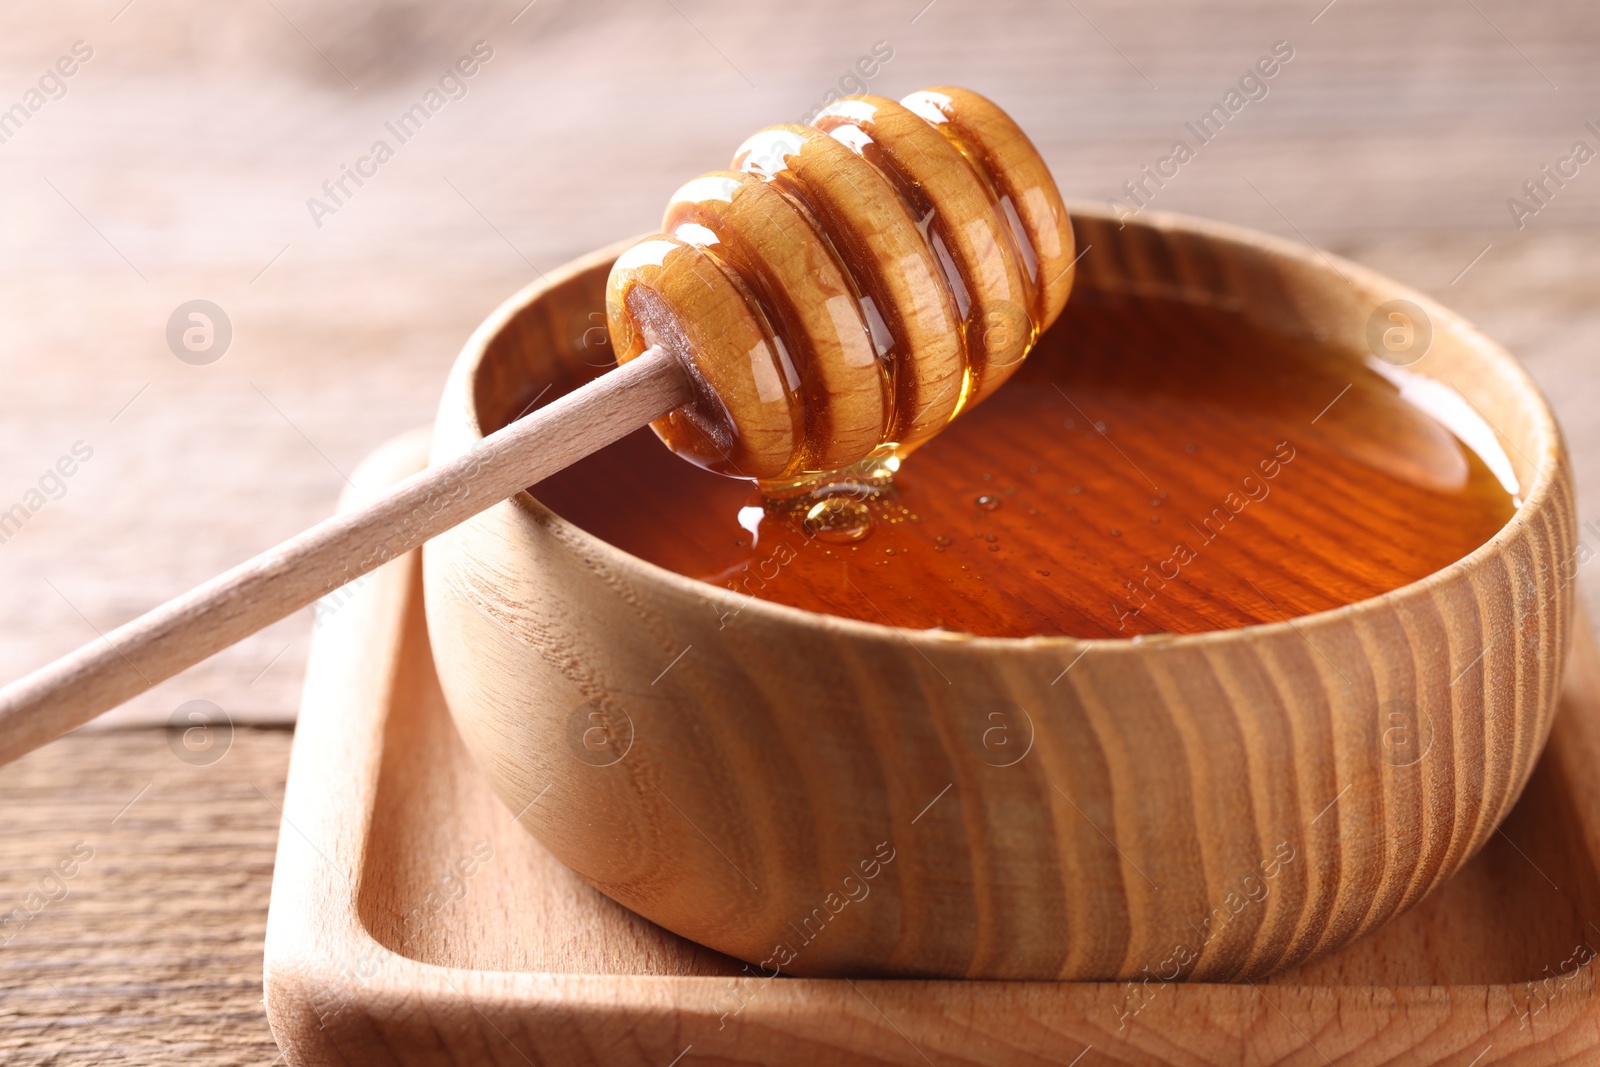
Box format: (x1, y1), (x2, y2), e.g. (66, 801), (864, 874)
(534, 290), (1517, 639)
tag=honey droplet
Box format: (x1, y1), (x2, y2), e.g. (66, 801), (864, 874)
(976, 494), (1002, 511)
(803, 497), (873, 543)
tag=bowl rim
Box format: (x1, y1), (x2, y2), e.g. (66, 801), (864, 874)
(441, 200), (1569, 654)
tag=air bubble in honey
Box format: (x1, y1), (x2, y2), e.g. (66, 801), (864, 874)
(803, 497), (873, 543)
(976, 494), (1002, 511)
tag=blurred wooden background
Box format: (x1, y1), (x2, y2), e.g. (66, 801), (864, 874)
(1, 0), (1598, 1062)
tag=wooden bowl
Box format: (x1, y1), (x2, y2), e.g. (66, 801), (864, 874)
(422, 204), (1576, 981)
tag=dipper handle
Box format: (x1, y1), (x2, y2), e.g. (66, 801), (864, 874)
(0, 346), (691, 766)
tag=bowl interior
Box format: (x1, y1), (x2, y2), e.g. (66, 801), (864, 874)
(465, 206), (1561, 640)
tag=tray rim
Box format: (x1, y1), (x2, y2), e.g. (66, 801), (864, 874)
(262, 429), (1600, 1067)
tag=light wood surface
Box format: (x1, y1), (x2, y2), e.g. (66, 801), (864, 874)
(0, 343), (688, 767)
(0, 727), (289, 1067)
(268, 439), (1600, 1063)
(424, 207), (1575, 981)
(5, 0), (1600, 1061)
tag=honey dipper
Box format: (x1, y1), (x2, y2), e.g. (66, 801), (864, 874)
(0, 86), (1074, 765)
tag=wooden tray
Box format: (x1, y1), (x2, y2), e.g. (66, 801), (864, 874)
(264, 431), (1600, 1066)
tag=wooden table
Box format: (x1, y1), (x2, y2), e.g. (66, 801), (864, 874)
(2, 0), (1597, 1060)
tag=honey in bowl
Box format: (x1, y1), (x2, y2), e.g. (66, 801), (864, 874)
(533, 287), (1518, 639)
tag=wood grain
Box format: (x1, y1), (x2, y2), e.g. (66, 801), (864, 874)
(268, 443), (1600, 1063)
(0, 727), (289, 1067)
(3, 1), (1600, 1062)
(424, 207), (1576, 981)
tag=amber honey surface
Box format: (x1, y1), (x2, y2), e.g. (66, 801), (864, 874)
(533, 289), (1518, 639)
